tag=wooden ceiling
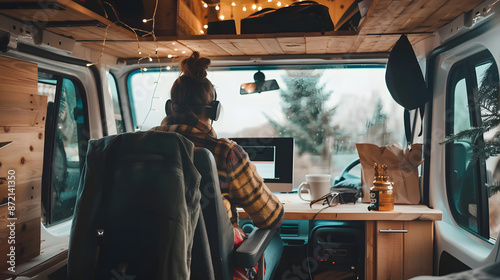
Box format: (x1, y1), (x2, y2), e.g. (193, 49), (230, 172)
(0, 0), (485, 59)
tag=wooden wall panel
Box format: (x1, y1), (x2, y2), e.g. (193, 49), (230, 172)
(0, 56), (44, 273)
(0, 218), (41, 273)
(0, 58), (37, 94)
(0, 128), (45, 179)
(177, 0), (205, 36)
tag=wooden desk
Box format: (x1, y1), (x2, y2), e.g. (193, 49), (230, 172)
(238, 193), (443, 280)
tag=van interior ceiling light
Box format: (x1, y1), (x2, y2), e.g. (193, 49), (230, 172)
(240, 70), (280, 95)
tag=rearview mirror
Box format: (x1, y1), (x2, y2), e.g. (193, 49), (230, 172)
(240, 80), (280, 95)
(240, 70), (280, 95)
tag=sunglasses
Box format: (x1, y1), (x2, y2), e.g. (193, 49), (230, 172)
(309, 192), (340, 208)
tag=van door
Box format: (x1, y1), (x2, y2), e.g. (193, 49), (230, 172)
(427, 12), (500, 274)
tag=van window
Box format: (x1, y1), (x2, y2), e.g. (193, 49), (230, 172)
(108, 72), (125, 133)
(39, 72), (89, 225)
(128, 66), (405, 186)
(445, 50), (500, 240)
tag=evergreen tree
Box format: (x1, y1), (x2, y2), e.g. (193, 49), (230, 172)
(266, 70), (336, 158)
(442, 63), (500, 196)
(364, 98), (392, 145)
(366, 99), (387, 129)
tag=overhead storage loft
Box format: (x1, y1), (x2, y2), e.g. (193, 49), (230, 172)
(0, 0), (485, 59)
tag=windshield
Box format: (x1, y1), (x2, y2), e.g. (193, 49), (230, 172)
(128, 65), (405, 188)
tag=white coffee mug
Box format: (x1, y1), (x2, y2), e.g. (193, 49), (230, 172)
(298, 174), (332, 202)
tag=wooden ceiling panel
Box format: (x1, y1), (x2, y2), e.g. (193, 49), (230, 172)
(82, 41), (190, 59)
(227, 38), (269, 55)
(1, 8), (90, 23)
(359, 0), (412, 35)
(306, 37), (328, 54)
(45, 26), (132, 41)
(177, 39), (230, 56)
(82, 42), (136, 59)
(277, 37), (306, 54)
(354, 34), (400, 53)
(386, 0), (438, 33)
(257, 38), (285, 55)
(210, 39), (245, 56)
(326, 36), (357, 53)
(156, 41), (192, 56)
(362, 0), (484, 35)
(427, 0), (484, 31)
(0, 0), (487, 58)
(397, 0), (448, 33)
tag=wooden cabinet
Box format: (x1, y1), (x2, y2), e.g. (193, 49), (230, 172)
(239, 194), (440, 279)
(366, 220), (434, 280)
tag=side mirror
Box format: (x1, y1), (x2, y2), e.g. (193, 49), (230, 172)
(240, 70), (280, 95)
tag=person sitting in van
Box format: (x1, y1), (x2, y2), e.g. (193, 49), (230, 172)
(151, 51), (284, 279)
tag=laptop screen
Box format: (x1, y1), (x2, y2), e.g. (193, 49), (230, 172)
(229, 137), (294, 192)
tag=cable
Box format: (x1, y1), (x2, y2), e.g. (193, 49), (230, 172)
(139, 70), (162, 130)
(307, 204), (330, 280)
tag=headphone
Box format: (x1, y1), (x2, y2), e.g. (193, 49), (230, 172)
(165, 89), (221, 121)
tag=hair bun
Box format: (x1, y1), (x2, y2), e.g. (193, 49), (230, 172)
(180, 51), (211, 80)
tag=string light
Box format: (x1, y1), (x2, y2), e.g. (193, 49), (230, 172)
(95, 0), (178, 131)
(200, 0), (296, 16)
(200, 30), (205, 34)
(203, 24), (208, 29)
(220, 15), (225, 20)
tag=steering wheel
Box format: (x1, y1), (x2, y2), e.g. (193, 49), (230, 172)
(333, 158), (361, 189)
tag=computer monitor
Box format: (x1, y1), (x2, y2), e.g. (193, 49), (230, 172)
(229, 137), (294, 192)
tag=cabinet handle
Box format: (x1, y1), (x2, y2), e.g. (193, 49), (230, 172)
(379, 229), (408, 233)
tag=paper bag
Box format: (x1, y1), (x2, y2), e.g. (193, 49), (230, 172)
(356, 143), (424, 204)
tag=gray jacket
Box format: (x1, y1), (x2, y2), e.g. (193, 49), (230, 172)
(68, 131), (201, 279)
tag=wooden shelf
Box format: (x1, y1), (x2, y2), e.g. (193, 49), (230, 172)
(0, 0), (485, 59)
